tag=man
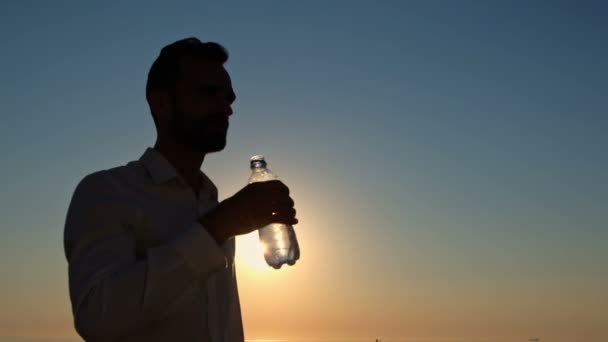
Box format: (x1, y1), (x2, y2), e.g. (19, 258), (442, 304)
(63, 37), (299, 342)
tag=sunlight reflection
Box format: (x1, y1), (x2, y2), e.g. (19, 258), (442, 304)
(236, 231), (270, 271)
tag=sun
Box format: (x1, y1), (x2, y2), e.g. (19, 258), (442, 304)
(236, 231), (270, 271)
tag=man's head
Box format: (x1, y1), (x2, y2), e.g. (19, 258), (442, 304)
(146, 37), (236, 154)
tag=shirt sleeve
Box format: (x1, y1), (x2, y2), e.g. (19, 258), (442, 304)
(63, 172), (227, 341)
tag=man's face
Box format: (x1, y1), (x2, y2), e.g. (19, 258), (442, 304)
(166, 55), (236, 153)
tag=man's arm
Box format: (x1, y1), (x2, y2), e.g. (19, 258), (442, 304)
(64, 172), (227, 341)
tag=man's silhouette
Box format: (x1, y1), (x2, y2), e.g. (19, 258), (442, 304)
(63, 37), (298, 342)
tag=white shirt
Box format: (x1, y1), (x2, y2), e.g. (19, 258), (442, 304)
(63, 147), (244, 342)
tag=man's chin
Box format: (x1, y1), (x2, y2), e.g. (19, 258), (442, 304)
(193, 140), (227, 154)
(203, 144), (226, 154)
(171, 129), (227, 154)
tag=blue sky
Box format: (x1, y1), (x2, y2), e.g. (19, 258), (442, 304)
(0, 1), (607, 341)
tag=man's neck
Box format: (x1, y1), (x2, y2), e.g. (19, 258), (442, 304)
(153, 140), (205, 191)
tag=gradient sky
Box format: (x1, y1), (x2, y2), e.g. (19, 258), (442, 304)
(1, 1), (607, 342)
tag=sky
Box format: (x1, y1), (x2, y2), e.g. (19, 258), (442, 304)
(0, 1), (607, 341)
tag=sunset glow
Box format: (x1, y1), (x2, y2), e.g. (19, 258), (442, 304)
(237, 232), (272, 272)
(1, 2), (607, 342)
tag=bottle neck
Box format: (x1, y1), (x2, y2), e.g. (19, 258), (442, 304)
(250, 160), (267, 169)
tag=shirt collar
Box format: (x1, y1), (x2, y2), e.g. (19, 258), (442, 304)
(139, 147), (217, 198)
(139, 147), (180, 185)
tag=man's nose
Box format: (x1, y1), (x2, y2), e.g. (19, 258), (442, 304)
(222, 106), (233, 116)
(220, 92), (234, 116)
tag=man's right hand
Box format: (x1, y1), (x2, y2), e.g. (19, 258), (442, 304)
(199, 180), (299, 245)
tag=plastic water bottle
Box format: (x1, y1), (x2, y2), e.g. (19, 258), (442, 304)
(248, 155), (300, 269)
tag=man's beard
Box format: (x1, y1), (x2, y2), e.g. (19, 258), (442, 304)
(169, 105), (229, 154)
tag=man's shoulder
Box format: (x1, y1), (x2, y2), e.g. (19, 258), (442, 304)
(73, 160), (147, 199)
(64, 161), (145, 257)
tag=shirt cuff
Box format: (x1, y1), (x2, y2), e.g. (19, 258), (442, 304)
(171, 221), (228, 278)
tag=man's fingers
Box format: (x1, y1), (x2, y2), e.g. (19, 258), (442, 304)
(270, 207), (297, 224)
(270, 200), (296, 216)
(271, 197), (294, 209)
(270, 215), (299, 226)
(246, 181), (291, 206)
(281, 207), (296, 218)
(270, 206), (295, 217)
(239, 181), (298, 228)
(261, 180), (290, 195)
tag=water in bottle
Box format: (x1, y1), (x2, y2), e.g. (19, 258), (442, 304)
(248, 155), (300, 269)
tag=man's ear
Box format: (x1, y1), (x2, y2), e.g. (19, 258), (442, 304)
(147, 90), (171, 124)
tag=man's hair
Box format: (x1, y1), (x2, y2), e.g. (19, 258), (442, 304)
(145, 37), (229, 130)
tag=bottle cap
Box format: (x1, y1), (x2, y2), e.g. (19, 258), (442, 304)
(250, 155), (265, 162)
(250, 155), (267, 169)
